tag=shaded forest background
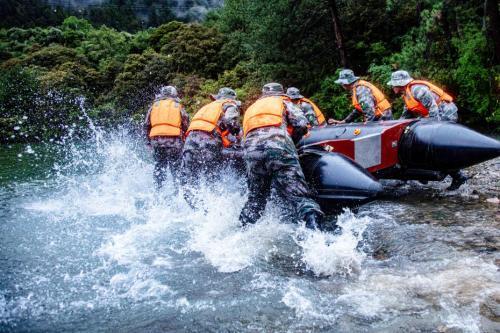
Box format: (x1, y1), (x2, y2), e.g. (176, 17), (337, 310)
(0, 0), (499, 143)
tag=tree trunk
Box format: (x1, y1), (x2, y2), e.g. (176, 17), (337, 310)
(484, 0), (500, 65)
(326, 0), (348, 67)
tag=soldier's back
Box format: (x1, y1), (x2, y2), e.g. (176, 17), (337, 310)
(244, 126), (297, 157)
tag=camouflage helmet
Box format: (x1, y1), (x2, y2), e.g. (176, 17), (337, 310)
(159, 85), (178, 98)
(211, 87), (237, 100)
(262, 82), (284, 95)
(286, 87), (304, 100)
(387, 70), (414, 87)
(334, 69), (360, 85)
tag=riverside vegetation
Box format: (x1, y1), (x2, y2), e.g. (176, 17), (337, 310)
(1, 0), (499, 143)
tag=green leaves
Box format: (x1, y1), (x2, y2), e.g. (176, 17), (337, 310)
(0, 0), (499, 143)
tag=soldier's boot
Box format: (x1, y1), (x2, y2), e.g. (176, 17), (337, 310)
(447, 170), (468, 191)
(239, 213), (254, 227)
(304, 212), (320, 230)
(305, 212), (340, 233)
(239, 200), (264, 227)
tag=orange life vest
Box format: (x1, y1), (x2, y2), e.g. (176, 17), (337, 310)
(351, 80), (391, 118)
(149, 99), (183, 138)
(186, 99), (234, 147)
(243, 96), (286, 137)
(403, 80), (454, 117)
(298, 97), (326, 125)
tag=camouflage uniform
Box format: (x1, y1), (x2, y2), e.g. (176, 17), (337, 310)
(240, 84), (324, 228)
(388, 70), (465, 190)
(181, 101), (240, 178)
(344, 85), (393, 122)
(335, 69), (393, 123)
(297, 100), (320, 126)
(286, 87), (322, 127)
(400, 84), (458, 122)
(181, 88), (241, 207)
(144, 87), (189, 188)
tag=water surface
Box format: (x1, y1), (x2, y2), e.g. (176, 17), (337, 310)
(1, 129), (498, 332)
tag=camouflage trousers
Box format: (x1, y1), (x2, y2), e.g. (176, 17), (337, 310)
(239, 148), (323, 225)
(153, 146), (182, 189)
(180, 145), (223, 209)
(181, 148), (222, 181)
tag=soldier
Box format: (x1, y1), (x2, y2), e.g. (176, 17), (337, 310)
(239, 82), (326, 230)
(286, 87), (326, 127)
(387, 70), (458, 122)
(144, 85), (189, 188)
(181, 87), (241, 205)
(331, 69), (393, 124)
(387, 70), (465, 190)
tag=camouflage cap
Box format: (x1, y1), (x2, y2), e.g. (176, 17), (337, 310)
(387, 70), (413, 87)
(212, 87), (237, 100)
(334, 69), (359, 85)
(159, 85), (178, 98)
(262, 82), (284, 95)
(286, 87), (304, 100)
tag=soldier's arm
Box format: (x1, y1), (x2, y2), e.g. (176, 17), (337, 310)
(180, 107), (190, 133)
(144, 106), (153, 142)
(399, 105), (411, 119)
(413, 85), (440, 120)
(302, 102), (319, 126)
(343, 110), (359, 123)
(356, 86), (377, 121)
(284, 101), (308, 140)
(221, 103), (241, 135)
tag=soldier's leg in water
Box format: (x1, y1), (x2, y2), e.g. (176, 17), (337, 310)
(203, 148), (222, 183)
(180, 150), (201, 208)
(239, 157), (271, 226)
(447, 170), (468, 191)
(271, 152), (325, 230)
(440, 104), (465, 190)
(167, 147), (182, 194)
(153, 146), (168, 189)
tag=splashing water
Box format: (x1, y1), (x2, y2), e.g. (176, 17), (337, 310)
(0, 121), (498, 332)
(298, 210), (370, 277)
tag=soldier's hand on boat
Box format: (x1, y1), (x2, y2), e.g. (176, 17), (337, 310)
(327, 119), (344, 125)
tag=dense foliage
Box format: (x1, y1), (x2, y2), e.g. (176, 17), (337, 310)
(1, 0), (220, 31)
(0, 0), (498, 142)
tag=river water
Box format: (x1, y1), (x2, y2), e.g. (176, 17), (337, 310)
(0, 127), (499, 332)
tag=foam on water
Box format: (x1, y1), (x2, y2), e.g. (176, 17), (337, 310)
(187, 191), (294, 272)
(282, 281), (335, 323)
(337, 257), (499, 331)
(298, 210), (370, 277)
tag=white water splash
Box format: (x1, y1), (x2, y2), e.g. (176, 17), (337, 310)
(187, 190), (292, 272)
(298, 210), (369, 277)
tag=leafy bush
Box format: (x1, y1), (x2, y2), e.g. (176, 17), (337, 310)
(311, 74), (351, 121)
(1, 0), (499, 144)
